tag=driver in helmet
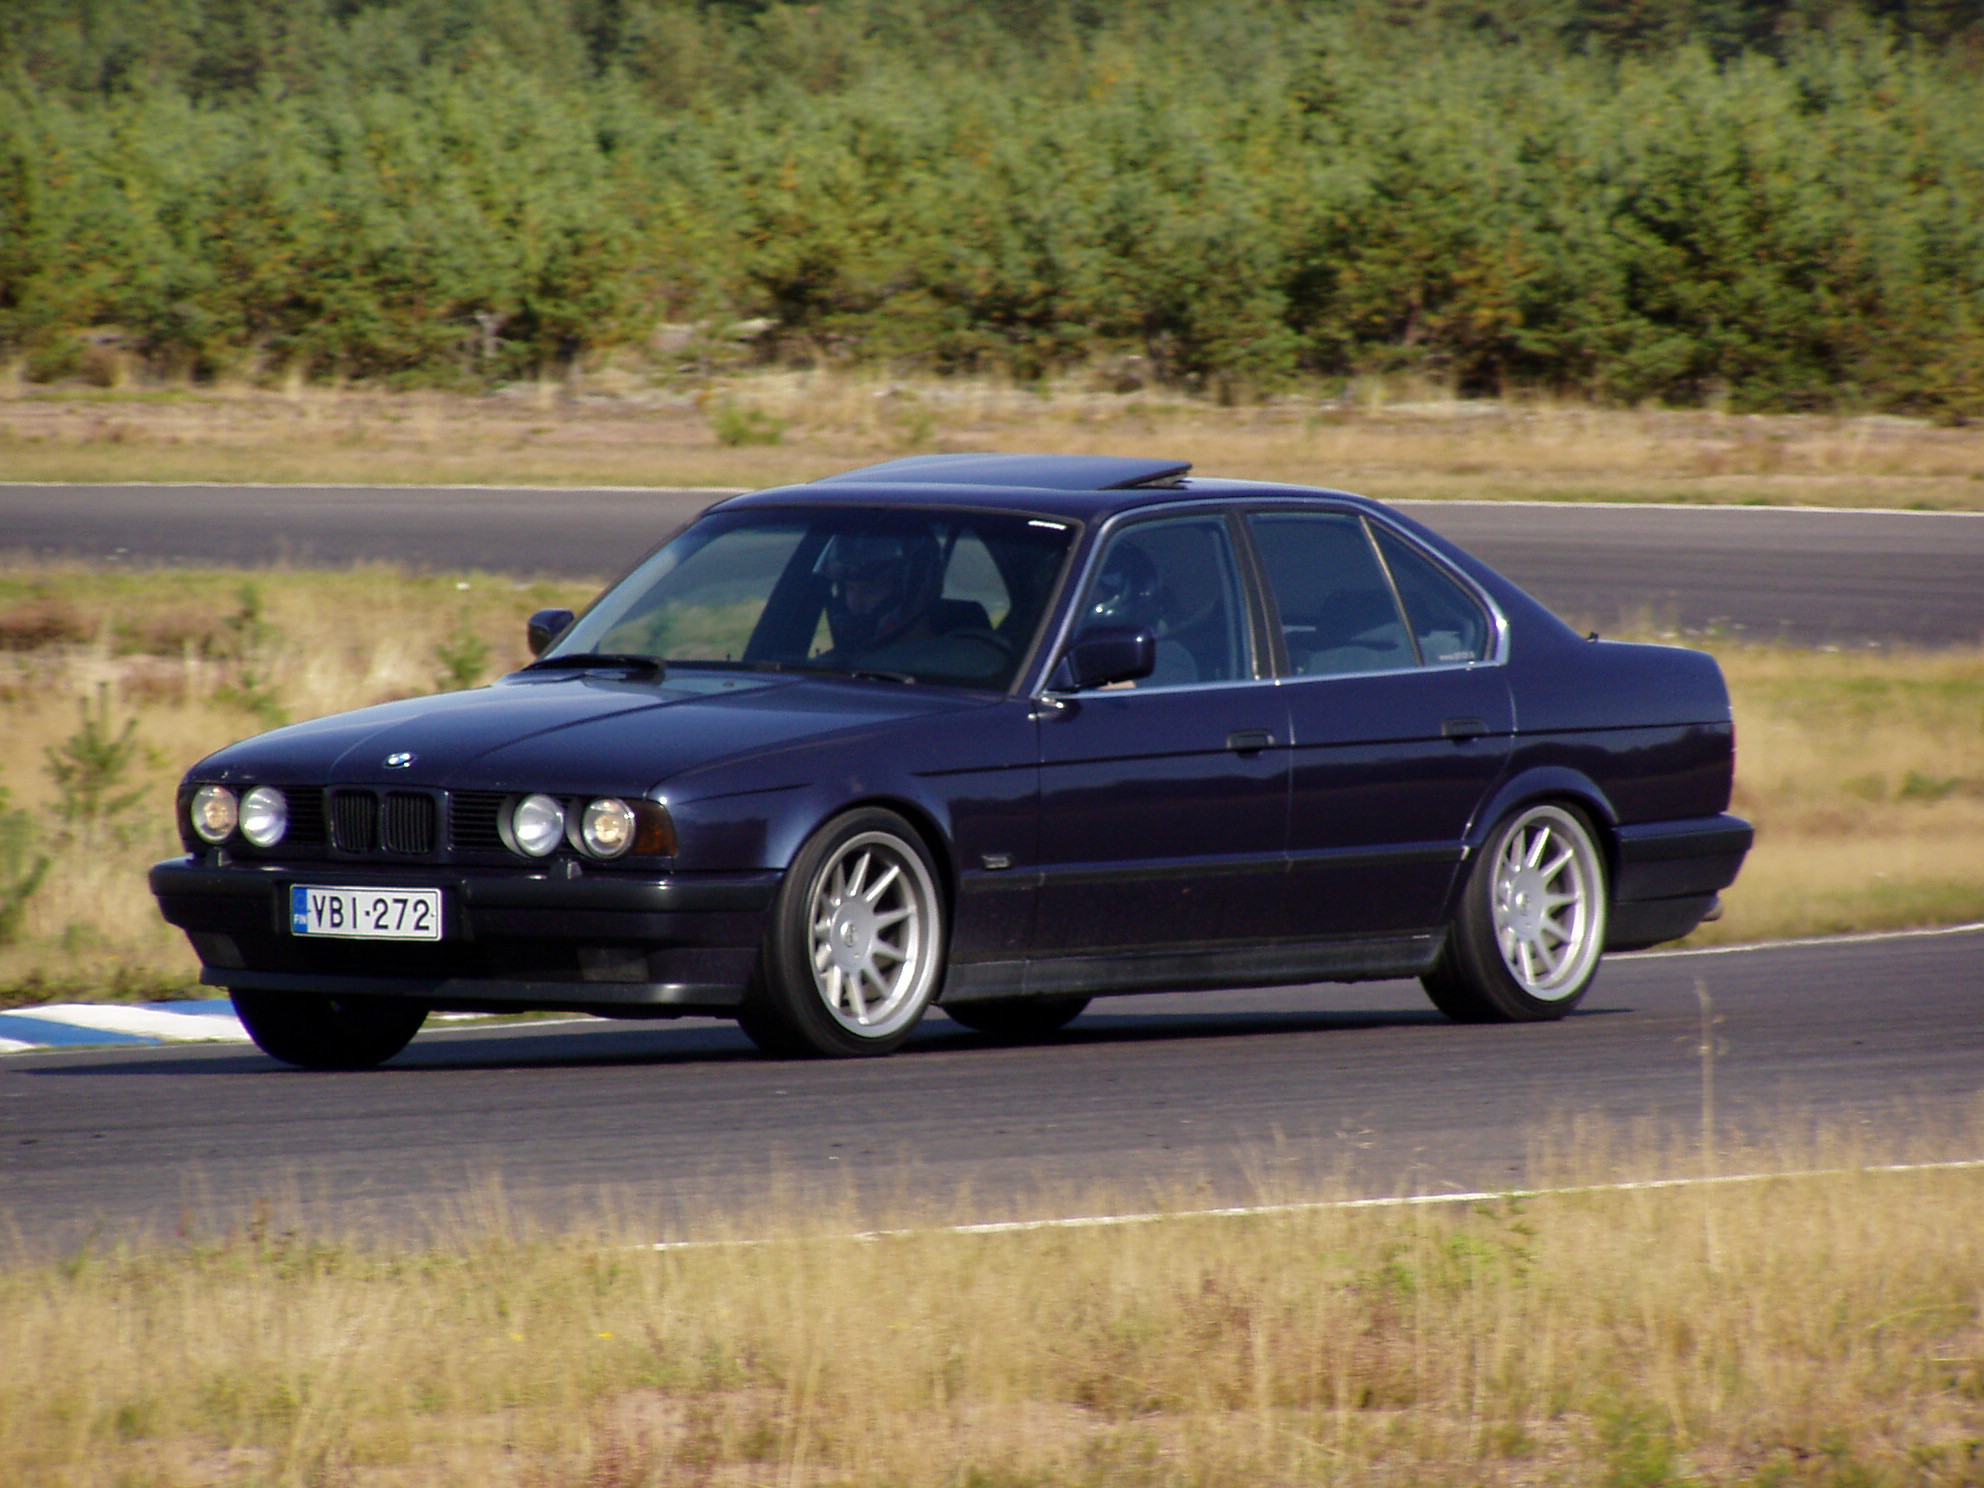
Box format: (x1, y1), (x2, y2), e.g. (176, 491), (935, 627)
(1082, 538), (1197, 686)
(817, 530), (943, 658)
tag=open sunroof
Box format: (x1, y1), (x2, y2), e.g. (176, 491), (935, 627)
(815, 453), (1192, 491)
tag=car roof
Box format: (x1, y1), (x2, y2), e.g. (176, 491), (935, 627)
(715, 454), (1384, 523)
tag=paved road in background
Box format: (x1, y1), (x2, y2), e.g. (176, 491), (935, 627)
(3, 483), (1982, 646)
(4, 929), (1979, 1247)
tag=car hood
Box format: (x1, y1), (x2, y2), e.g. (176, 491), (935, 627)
(189, 671), (997, 796)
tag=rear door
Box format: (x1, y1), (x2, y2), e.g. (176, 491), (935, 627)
(1032, 511), (1290, 954)
(1242, 509), (1513, 938)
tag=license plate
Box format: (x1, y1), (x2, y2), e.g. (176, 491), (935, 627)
(290, 885), (443, 941)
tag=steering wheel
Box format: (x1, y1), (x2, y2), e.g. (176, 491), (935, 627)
(945, 626), (1016, 660)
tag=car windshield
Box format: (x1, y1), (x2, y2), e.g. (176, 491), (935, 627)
(545, 506), (1078, 690)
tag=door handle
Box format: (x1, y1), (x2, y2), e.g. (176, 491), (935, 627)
(1226, 729), (1275, 754)
(1442, 716), (1489, 741)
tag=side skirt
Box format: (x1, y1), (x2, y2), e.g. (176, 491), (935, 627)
(941, 933), (1445, 1004)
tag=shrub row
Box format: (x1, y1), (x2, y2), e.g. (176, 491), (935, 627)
(2, 0), (1982, 411)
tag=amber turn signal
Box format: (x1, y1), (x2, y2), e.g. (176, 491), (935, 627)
(633, 800), (678, 857)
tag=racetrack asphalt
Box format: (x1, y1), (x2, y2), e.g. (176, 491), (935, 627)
(3, 483), (1979, 1249)
(3, 483), (1982, 647)
(4, 927), (1979, 1250)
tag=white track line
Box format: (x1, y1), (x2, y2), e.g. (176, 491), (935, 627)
(1623, 921), (1984, 958)
(648, 1159), (1984, 1252)
(425, 1015), (601, 1033)
(1391, 499), (1984, 519)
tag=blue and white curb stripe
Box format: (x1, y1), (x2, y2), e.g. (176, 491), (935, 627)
(0, 999), (249, 1053)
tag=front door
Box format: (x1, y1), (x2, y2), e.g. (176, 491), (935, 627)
(1033, 513), (1290, 954)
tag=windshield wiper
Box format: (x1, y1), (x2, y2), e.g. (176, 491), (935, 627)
(657, 658), (915, 684)
(524, 652), (665, 677)
(795, 663), (917, 684)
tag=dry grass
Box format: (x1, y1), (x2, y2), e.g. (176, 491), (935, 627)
(0, 564), (1977, 1003)
(2, 1129), (1981, 1487)
(5, 371), (1984, 508)
(1698, 644), (1984, 944)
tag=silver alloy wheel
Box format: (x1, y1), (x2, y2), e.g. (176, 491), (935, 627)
(806, 830), (942, 1039)
(1489, 804), (1606, 1001)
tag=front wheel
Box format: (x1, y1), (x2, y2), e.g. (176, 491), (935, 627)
(231, 990), (427, 1069)
(1422, 802), (1608, 1023)
(739, 808), (948, 1058)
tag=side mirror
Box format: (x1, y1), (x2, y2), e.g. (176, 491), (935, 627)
(526, 608), (575, 657)
(1051, 626), (1157, 691)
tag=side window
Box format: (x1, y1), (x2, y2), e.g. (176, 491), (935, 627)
(1246, 512), (1414, 676)
(1373, 527), (1492, 666)
(1082, 515), (1251, 687)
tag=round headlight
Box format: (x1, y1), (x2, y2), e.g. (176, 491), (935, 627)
(239, 786), (288, 848)
(581, 798), (636, 858)
(510, 793), (566, 858)
(190, 785), (238, 844)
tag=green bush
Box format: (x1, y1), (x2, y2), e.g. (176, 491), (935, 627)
(0, 782), (49, 946)
(42, 687), (150, 852)
(432, 612), (495, 691)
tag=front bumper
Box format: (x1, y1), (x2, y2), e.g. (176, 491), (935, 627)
(150, 857), (779, 1014)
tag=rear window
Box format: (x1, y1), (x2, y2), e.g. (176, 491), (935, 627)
(1373, 527), (1493, 665)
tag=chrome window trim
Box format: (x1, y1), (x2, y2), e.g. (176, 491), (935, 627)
(1273, 657), (1503, 687)
(1072, 674), (1289, 699)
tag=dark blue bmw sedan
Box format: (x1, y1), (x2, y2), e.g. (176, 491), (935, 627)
(151, 454), (1752, 1067)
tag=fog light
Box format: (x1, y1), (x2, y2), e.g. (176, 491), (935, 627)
(509, 793), (565, 857)
(239, 786), (288, 847)
(190, 785), (237, 843)
(581, 798), (636, 858)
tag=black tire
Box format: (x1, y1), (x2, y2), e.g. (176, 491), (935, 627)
(737, 807), (948, 1058)
(1422, 802), (1609, 1023)
(734, 999), (812, 1059)
(231, 990), (427, 1070)
(943, 995), (1090, 1040)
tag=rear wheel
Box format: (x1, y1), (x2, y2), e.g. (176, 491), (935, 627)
(1422, 802), (1607, 1023)
(739, 808), (947, 1058)
(943, 995), (1090, 1040)
(231, 990), (427, 1069)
